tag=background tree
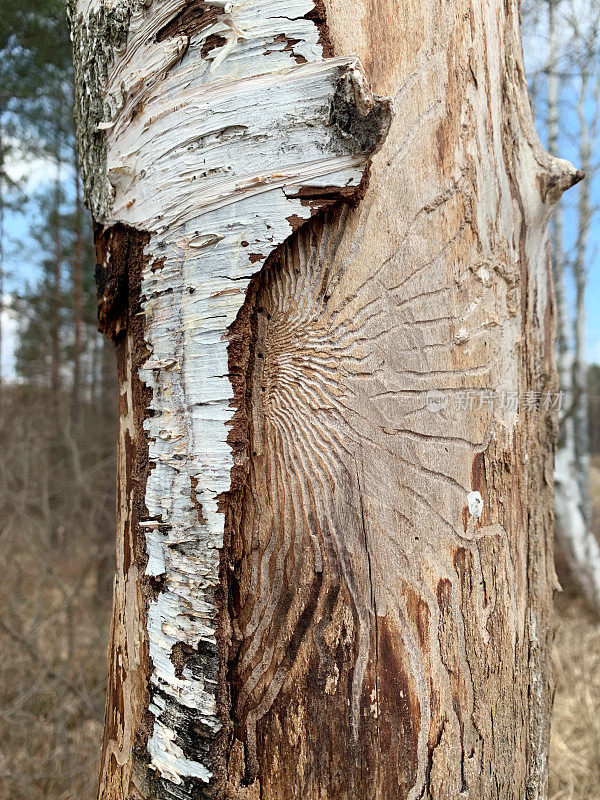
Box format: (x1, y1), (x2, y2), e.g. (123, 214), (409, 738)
(589, 363), (600, 455)
(523, 0), (600, 612)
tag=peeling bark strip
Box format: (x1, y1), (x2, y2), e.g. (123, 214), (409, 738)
(70, 1), (391, 796)
(70, 0), (578, 798)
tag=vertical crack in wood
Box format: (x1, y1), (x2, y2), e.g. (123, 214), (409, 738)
(355, 458), (380, 740)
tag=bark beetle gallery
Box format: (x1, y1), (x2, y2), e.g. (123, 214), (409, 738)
(68, 1), (580, 798)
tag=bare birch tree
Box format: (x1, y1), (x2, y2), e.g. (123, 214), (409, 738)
(69, 1), (579, 798)
(534, 0), (600, 612)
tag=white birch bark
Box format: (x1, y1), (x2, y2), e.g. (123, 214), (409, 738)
(548, 0), (600, 613)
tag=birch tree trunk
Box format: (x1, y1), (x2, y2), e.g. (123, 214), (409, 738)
(549, 0), (600, 613)
(69, 1), (579, 798)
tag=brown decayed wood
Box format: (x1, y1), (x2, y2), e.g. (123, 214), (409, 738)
(94, 226), (154, 800)
(215, 1), (570, 797)
(155, 0), (221, 43)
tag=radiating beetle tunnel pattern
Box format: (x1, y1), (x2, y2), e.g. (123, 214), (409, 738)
(226, 201), (522, 797)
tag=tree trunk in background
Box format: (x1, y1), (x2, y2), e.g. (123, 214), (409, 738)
(572, 73), (592, 521)
(50, 155), (62, 397)
(548, 0), (600, 613)
(101, 335), (117, 414)
(69, 1), (578, 798)
(72, 159), (85, 419)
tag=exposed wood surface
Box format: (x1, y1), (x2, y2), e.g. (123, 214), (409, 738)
(69, 0), (579, 798)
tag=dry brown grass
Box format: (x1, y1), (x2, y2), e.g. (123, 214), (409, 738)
(549, 592), (600, 799)
(1, 385), (599, 797)
(0, 386), (116, 800)
(549, 456), (600, 800)
(590, 456), (600, 537)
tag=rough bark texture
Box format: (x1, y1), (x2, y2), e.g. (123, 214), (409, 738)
(69, 1), (578, 798)
(94, 223), (153, 799)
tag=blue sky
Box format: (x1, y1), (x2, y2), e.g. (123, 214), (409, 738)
(521, 0), (600, 362)
(1, 152), (64, 378)
(550, 155), (600, 363)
